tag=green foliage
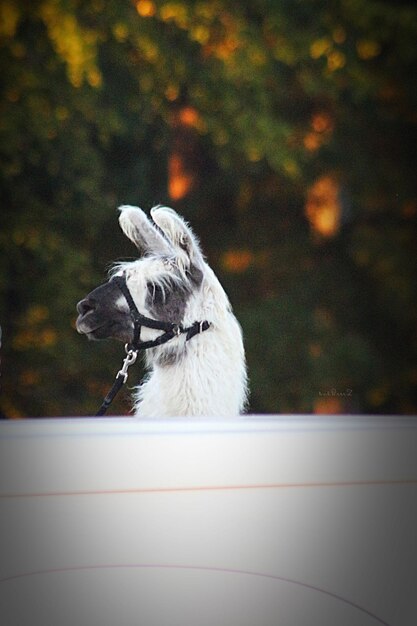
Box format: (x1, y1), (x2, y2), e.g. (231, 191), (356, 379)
(1, 0), (416, 416)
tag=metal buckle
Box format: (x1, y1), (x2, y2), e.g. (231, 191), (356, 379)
(172, 324), (182, 337)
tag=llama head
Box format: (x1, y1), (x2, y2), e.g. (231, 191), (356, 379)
(76, 206), (205, 346)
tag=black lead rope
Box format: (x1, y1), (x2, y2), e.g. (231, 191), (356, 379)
(96, 347), (138, 416)
(95, 275), (210, 416)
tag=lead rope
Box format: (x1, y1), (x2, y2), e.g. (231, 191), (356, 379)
(95, 346), (138, 416)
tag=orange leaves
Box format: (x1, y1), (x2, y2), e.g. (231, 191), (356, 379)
(311, 112), (333, 134)
(135, 1), (245, 65)
(13, 327), (57, 350)
(356, 39), (381, 60)
(167, 106), (203, 200)
(13, 306), (57, 350)
(39, 2), (102, 88)
(168, 153), (194, 201)
(222, 249), (254, 273)
(304, 112), (334, 153)
(178, 106), (201, 129)
(305, 175), (342, 238)
(309, 35), (346, 72)
(135, 0), (157, 18)
(314, 396), (344, 414)
(0, 1), (20, 39)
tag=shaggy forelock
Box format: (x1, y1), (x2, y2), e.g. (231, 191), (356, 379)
(109, 255), (197, 295)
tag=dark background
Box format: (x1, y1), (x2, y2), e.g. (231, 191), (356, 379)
(1, 0), (416, 417)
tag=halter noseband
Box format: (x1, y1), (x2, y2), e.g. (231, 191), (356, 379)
(95, 274), (210, 416)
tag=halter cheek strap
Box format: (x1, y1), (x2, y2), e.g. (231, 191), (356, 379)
(95, 274), (210, 416)
(112, 274), (210, 351)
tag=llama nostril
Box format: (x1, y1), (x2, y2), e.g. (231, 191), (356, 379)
(77, 298), (96, 316)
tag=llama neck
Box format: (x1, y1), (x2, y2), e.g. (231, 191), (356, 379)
(133, 314), (247, 418)
(133, 270), (247, 418)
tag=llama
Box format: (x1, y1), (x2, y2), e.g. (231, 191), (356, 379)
(76, 205), (248, 417)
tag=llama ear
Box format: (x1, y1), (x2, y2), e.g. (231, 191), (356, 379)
(118, 205), (172, 255)
(150, 206), (203, 265)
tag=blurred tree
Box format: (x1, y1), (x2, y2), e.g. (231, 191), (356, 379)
(0, 0), (416, 416)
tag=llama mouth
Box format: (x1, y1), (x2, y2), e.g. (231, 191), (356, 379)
(76, 315), (133, 343)
(75, 314), (105, 337)
(82, 325), (112, 341)
(85, 328), (105, 340)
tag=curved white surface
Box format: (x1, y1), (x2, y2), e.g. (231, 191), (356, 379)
(1, 416), (416, 626)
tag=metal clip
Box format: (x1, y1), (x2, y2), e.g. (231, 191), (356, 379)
(117, 346), (138, 383)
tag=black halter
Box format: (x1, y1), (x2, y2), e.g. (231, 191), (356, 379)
(95, 274), (210, 416)
(113, 274), (210, 351)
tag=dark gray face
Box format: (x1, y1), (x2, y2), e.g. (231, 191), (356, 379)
(76, 265), (203, 344)
(146, 263), (203, 323)
(76, 280), (133, 343)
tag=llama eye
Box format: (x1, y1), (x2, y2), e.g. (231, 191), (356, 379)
(147, 282), (164, 305)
